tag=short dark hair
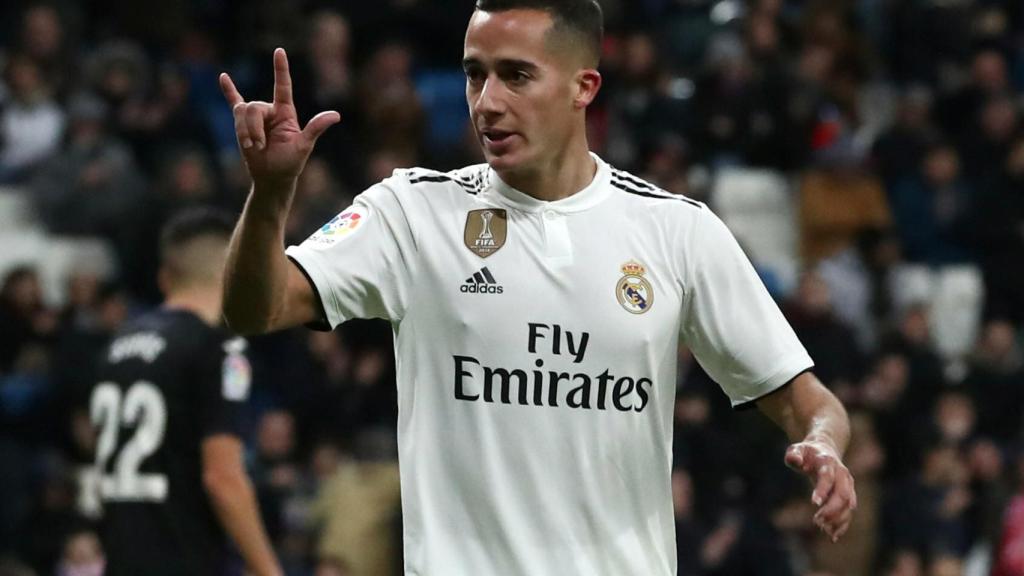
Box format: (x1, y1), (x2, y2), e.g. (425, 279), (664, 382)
(160, 207), (235, 256)
(475, 0), (603, 65)
(159, 207), (235, 286)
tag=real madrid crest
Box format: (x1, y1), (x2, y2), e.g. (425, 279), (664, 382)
(616, 261), (654, 314)
(464, 209), (508, 258)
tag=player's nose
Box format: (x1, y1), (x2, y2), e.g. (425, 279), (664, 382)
(473, 77), (507, 118)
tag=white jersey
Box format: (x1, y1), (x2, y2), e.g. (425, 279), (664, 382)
(286, 154), (813, 576)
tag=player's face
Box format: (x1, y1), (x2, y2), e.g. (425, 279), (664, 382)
(463, 9), (592, 174)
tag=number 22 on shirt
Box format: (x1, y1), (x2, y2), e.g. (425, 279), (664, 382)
(90, 380), (168, 502)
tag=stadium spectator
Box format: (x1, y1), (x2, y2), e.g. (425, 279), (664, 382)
(816, 226), (903, 351)
(926, 554), (963, 576)
(936, 49), (1012, 148)
(291, 10), (362, 190)
(798, 135), (891, 265)
(601, 31), (688, 170)
(50, 279), (128, 410)
(54, 529), (104, 576)
(878, 305), (947, 420)
(881, 548), (925, 576)
(882, 439), (973, 560)
(782, 272), (864, 390)
(0, 266), (57, 375)
(17, 458), (89, 576)
(872, 85), (938, 188)
(671, 468), (705, 576)
(965, 437), (1012, 550)
(253, 409), (301, 546)
(354, 41), (425, 176)
(888, 141), (975, 265)
(15, 4), (75, 96)
(30, 90), (148, 239)
(312, 436), (401, 576)
(975, 134), (1024, 324)
(992, 448), (1024, 576)
(116, 63), (221, 175)
(965, 320), (1024, 443)
(0, 54), (65, 183)
(285, 157), (351, 246)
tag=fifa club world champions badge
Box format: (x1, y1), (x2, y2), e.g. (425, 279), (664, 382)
(616, 260), (654, 314)
(464, 209), (508, 258)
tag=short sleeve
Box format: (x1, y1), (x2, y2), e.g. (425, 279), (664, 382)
(680, 208), (814, 408)
(198, 336), (249, 439)
(285, 179), (415, 329)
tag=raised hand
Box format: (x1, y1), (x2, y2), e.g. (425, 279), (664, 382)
(785, 439), (857, 542)
(220, 48), (340, 188)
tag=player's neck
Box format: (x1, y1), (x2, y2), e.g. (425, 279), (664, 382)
(499, 137), (596, 202)
(163, 288), (223, 328)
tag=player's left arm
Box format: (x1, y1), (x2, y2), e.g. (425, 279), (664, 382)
(756, 371), (856, 543)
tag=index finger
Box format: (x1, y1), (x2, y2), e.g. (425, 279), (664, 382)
(812, 463), (835, 506)
(219, 73), (244, 107)
(273, 47), (293, 105)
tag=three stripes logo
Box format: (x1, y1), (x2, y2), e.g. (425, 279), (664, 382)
(461, 267), (504, 294)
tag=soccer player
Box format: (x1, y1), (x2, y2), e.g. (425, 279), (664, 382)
(90, 209), (281, 576)
(219, 1), (857, 573)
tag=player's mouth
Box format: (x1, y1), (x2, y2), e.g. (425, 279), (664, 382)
(481, 129), (519, 153)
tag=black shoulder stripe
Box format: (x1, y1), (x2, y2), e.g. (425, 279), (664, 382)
(612, 169), (657, 191)
(611, 170), (701, 205)
(610, 179), (702, 207)
(409, 174), (453, 184)
(408, 173), (479, 195)
(611, 174), (677, 199)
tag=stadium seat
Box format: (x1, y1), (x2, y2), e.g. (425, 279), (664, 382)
(0, 186), (35, 231)
(0, 186), (117, 306)
(891, 264), (985, 361)
(711, 168), (800, 295)
(414, 69), (470, 151)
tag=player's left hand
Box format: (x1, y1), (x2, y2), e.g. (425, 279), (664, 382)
(784, 439), (857, 543)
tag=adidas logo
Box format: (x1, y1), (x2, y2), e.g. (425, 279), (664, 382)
(461, 267), (504, 294)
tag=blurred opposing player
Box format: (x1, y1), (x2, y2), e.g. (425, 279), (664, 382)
(89, 209), (280, 576)
(219, 1), (857, 574)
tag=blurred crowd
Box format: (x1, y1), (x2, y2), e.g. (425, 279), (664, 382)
(0, 0), (1023, 575)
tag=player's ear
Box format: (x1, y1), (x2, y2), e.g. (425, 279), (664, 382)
(572, 68), (602, 110)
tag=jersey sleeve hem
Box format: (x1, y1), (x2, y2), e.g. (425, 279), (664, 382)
(729, 356), (815, 410)
(285, 248), (343, 330)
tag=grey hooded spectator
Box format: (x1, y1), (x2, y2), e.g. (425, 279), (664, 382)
(31, 91), (147, 237)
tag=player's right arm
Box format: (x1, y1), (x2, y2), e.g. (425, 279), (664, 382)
(219, 48), (340, 334)
(202, 435), (282, 576)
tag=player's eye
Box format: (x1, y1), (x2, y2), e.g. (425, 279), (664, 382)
(464, 68), (485, 84)
(508, 70), (531, 85)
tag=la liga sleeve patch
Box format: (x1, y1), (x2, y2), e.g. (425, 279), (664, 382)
(307, 206), (369, 249)
(221, 352), (251, 401)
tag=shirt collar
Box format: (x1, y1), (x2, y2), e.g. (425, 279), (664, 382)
(484, 152), (612, 213)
